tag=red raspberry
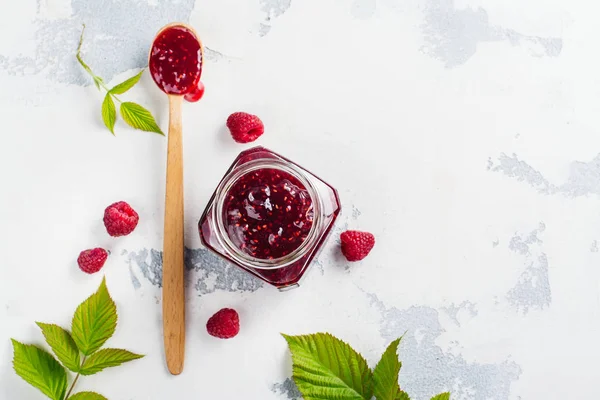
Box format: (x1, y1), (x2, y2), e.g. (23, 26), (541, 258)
(103, 201), (139, 237)
(77, 248), (108, 274)
(206, 308), (240, 339)
(226, 112), (264, 143)
(340, 230), (375, 261)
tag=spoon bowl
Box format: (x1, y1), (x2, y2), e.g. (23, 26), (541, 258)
(149, 23), (203, 96)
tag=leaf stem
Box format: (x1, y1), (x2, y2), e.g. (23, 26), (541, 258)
(110, 93), (123, 104)
(76, 24), (96, 79)
(65, 355), (86, 399)
(76, 23), (161, 135)
(76, 24), (122, 103)
(96, 79), (109, 92)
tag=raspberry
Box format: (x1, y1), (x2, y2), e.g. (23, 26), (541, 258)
(103, 201), (139, 237)
(206, 308), (240, 339)
(77, 248), (108, 274)
(340, 230), (375, 262)
(226, 112), (264, 143)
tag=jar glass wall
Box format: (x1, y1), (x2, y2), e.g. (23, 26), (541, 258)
(198, 147), (341, 290)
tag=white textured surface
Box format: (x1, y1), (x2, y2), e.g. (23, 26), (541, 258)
(0, 0), (597, 399)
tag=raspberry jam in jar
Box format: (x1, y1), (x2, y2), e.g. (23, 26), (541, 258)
(199, 147), (341, 290)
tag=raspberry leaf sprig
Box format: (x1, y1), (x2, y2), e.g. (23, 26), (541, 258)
(76, 25), (163, 136)
(282, 333), (450, 400)
(11, 278), (144, 400)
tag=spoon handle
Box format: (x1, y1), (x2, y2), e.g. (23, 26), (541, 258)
(163, 94), (185, 375)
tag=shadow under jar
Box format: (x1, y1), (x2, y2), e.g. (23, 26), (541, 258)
(199, 147), (341, 291)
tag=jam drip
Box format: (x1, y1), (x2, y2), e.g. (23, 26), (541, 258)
(224, 168), (314, 260)
(149, 26), (202, 95)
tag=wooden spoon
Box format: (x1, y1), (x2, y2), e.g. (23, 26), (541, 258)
(149, 22), (204, 375)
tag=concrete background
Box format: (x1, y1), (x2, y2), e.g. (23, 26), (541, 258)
(0, 0), (596, 399)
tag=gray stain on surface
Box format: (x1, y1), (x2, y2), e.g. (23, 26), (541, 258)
(547, 153), (600, 197)
(259, 0), (292, 37)
(126, 248), (164, 288)
(507, 254), (551, 314)
(442, 300), (477, 326)
(186, 247), (264, 294)
(271, 378), (302, 399)
(312, 258), (325, 275)
(421, 0), (562, 68)
(368, 294), (521, 400)
(591, 240), (598, 253)
(204, 47), (235, 63)
(351, 205), (362, 220)
(126, 247), (263, 294)
(489, 154), (553, 194)
(128, 263), (142, 290)
(508, 222), (545, 256)
(506, 223), (551, 314)
(1, 0), (195, 84)
(490, 153), (600, 198)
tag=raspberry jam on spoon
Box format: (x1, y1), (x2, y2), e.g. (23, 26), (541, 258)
(149, 23), (204, 377)
(149, 25), (203, 95)
(183, 81), (205, 102)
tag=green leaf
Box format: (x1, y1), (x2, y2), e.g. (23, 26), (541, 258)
(282, 333), (373, 400)
(109, 70), (144, 94)
(120, 102), (164, 135)
(101, 94), (116, 135)
(80, 348), (144, 375)
(430, 393), (450, 400)
(373, 338), (404, 400)
(69, 392), (108, 400)
(36, 322), (81, 372)
(11, 339), (68, 400)
(396, 392), (411, 400)
(71, 277), (117, 355)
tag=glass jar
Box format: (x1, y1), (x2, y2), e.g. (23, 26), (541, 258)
(198, 146), (341, 290)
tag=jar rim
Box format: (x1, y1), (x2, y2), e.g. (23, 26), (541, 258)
(212, 158), (323, 270)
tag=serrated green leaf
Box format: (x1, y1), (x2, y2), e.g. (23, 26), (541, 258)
(373, 338), (403, 400)
(101, 94), (116, 135)
(80, 348), (144, 375)
(71, 277), (117, 355)
(120, 102), (163, 135)
(68, 391), (108, 400)
(396, 390), (411, 400)
(282, 333), (373, 400)
(36, 322), (81, 372)
(109, 70), (143, 94)
(11, 339), (68, 400)
(430, 393), (450, 400)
